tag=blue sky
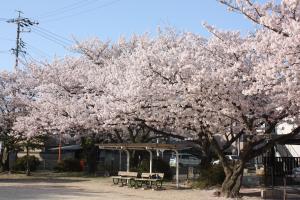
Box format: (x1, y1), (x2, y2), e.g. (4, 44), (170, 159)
(0, 0), (255, 71)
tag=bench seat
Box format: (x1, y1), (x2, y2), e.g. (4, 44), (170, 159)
(134, 173), (164, 189)
(111, 171), (138, 187)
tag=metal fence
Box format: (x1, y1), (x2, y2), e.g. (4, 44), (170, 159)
(263, 157), (300, 186)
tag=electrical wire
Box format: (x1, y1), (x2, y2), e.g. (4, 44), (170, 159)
(25, 52), (46, 65)
(37, 0), (100, 20)
(31, 30), (69, 48)
(42, 0), (121, 23)
(33, 26), (73, 44)
(21, 53), (29, 65)
(20, 52), (47, 69)
(17, 56), (29, 69)
(31, 27), (72, 47)
(23, 42), (51, 58)
(31, 26), (72, 46)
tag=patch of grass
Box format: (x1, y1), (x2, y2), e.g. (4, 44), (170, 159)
(38, 171), (85, 177)
(36, 171), (106, 178)
(0, 170), (105, 180)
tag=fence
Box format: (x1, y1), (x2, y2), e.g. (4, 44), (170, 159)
(263, 157), (300, 186)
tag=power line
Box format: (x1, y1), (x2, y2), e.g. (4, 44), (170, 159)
(33, 26), (73, 44)
(21, 51), (46, 68)
(42, 0), (122, 23)
(31, 26), (72, 46)
(37, 0), (100, 20)
(32, 28), (71, 48)
(21, 53), (29, 66)
(31, 28), (70, 48)
(26, 52), (48, 65)
(23, 42), (51, 58)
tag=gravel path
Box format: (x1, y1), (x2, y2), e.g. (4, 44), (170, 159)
(0, 175), (261, 200)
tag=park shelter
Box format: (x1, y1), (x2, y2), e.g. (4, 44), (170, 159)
(97, 142), (196, 188)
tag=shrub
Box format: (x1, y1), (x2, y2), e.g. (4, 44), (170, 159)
(53, 162), (64, 172)
(13, 155), (40, 172)
(193, 164), (225, 189)
(53, 158), (82, 172)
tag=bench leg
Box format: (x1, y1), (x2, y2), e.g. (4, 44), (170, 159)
(149, 181), (153, 189)
(113, 178), (119, 185)
(135, 180), (143, 188)
(129, 179), (136, 187)
(155, 180), (163, 189)
(120, 179), (127, 186)
(141, 181), (150, 189)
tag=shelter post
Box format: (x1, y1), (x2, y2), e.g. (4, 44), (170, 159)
(174, 150), (179, 188)
(146, 149), (153, 174)
(125, 150), (130, 172)
(119, 150), (122, 171)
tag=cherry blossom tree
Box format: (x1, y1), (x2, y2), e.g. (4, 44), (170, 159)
(11, 0), (300, 197)
(21, 22), (299, 196)
(74, 1), (300, 195)
(205, 1), (300, 195)
(0, 69), (36, 171)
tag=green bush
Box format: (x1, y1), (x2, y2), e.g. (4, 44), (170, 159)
(53, 158), (82, 172)
(193, 164), (225, 189)
(53, 162), (64, 172)
(132, 158), (173, 180)
(13, 155), (40, 172)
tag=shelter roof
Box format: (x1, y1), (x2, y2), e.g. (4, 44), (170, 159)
(49, 144), (81, 151)
(96, 142), (197, 151)
(278, 134), (300, 145)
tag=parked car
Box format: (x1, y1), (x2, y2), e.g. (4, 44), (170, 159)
(212, 155), (239, 165)
(169, 153), (201, 167)
(291, 167), (300, 182)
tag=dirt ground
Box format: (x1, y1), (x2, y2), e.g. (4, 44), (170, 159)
(0, 173), (261, 200)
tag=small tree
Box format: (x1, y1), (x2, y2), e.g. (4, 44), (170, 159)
(22, 136), (45, 176)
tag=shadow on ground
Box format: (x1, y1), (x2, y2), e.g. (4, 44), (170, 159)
(0, 178), (88, 183)
(0, 184), (107, 200)
(0, 174), (99, 200)
(240, 191), (261, 198)
(263, 187), (300, 200)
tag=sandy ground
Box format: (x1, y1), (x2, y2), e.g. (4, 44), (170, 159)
(0, 174), (261, 200)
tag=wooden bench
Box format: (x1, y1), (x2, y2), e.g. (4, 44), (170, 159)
(111, 171), (138, 187)
(134, 173), (164, 189)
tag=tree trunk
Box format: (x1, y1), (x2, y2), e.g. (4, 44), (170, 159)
(26, 146), (30, 176)
(2, 147), (9, 172)
(221, 162), (244, 198)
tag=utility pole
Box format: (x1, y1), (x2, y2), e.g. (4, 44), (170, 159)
(4, 11), (38, 173)
(7, 11), (38, 71)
